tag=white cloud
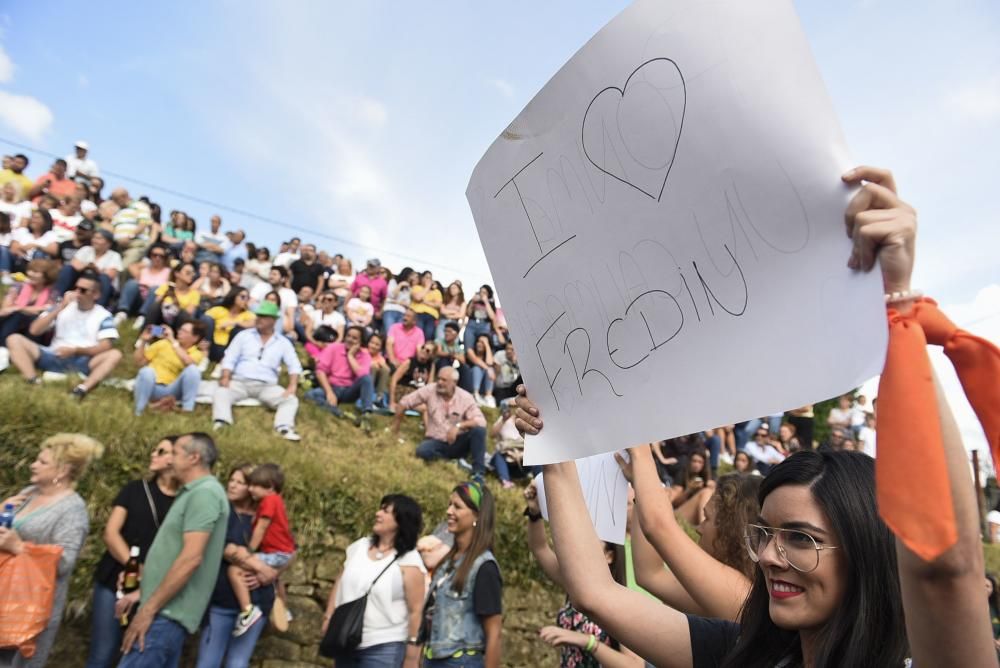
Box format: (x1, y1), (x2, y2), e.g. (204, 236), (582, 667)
(0, 43), (12, 83)
(947, 77), (1000, 122)
(489, 77), (515, 98)
(354, 95), (387, 128)
(77, 73), (89, 88)
(0, 90), (54, 141)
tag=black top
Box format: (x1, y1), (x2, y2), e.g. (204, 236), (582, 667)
(58, 239), (88, 264)
(289, 259), (326, 293)
(208, 508), (276, 613)
(473, 561), (503, 617)
(94, 478), (176, 589)
(688, 615), (740, 668)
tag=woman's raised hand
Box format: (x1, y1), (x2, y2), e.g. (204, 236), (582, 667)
(514, 384), (543, 436)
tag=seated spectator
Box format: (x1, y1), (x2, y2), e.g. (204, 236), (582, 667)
(195, 214), (227, 265)
(350, 258), (388, 316)
(6, 270), (122, 398)
(777, 421), (802, 454)
(381, 267), (414, 336)
(193, 262), (231, 308)
(115, 243), (172, 324)
(435, 280), (465, 342)
(435, 320), (467, 376)
(821, 425), (850, 452)
(159, 210), (195, 247)
(345, 284), (375, 329)
(27, 158), (77, 203)
(54, 228), (122, 306)
(492, 339), (520, 403)
(221, 229), (248, 273)
(249, 265), (297, 315)
(389, 342), (436, 409)
(0, 153), (33, 201)
(826, 394), (856, 433)
(410, 270), (442, 342)
(303, 290), (346, 348)
(326, 258), (354, 302)
(742, 424), (786, 474)
(392, 366), (488, 481)
(386, 307), (425, 367)
(0, 258), (58, 345)
(145, 262), (200, 327)
(0, 212), (10, 286)
(243, 246), (271, 289)
(49, 195), (83, 242)
(289, 243), (325, 294)
(367, 332), (392, 410)
(652, 434), (703, 485)
(133, 322), (206, 415)
(490, 401), (531, 489)
(177, 238), (198, 266)
(55, 218), (95, 267)
(304, 325), (374, 418)
(0, 181), (33, 231)
(108, 187), (155, 268)
(202, 287), (255, 363)
(272, 237), (300, 268)
(731, 449), (760, 476)
(212, 301), (302, 441)
(9, 208), (60, 270)
(671, 449), (715, 526)
(464, 285), (498, 352)
(291, 284), (316, 341)
(857, 408), (877, 457)
(466, 333), (496, 408)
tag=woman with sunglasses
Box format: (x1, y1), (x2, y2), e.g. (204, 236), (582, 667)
(514, 168), (995, 666)
(416, 482), (502, 668)
(114, 244), (172, 324)
(85, 436), (180, 668)
(203, 287), (256, 363)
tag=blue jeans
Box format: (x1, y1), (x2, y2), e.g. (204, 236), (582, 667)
(37, 346), (92, 374)
(337, 642), (406, 668)
(381, 309), (404, 337)
(423, 654), (484, 668)
(55, 264), (114, 306)
(704, 432), (721, 472)
(305, 374), (375, 413)
(133, 365), (202, 414)
(416, 312), (437, 343)
(117, 615), (186, 668)
(416, 427), (487, 476)
(118, 280), (160, 317)
(468, 365), (494, 396)
(195, 605), (266, 668)
(463, 319), (492, 352)
(491, 452), (538, 483)
(85, 583), (122, 668)
(0, 246), (11, 272)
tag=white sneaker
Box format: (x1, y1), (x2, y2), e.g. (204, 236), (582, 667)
(210, 364), (222, 379)
(0, 274), (13, 286)
(277, 426), (301, 442)
(199, 357), (211, 373)
(113, 312), (127, 327)
(474, 393), (484, 406)
(484, 395), (496, 408)
(131, 315), (145, 331)
(232, 605), (263, 637)
(0, 347), (8, 373)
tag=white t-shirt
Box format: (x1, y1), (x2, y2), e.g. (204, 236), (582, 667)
(334, 538), (426, 649)
(11, 227), (60, 252)
(49, 209), (83, 242)
(74, 246), (124, 273)
(857, 425), (877, 458)
(194, 229), (227, 250)
(249, 282), (297, 313)
(0, 200), (33, 228)
(47, 302), (118, 350)
(272, 251), (300, 268)
(65, 155), (100, 179)
(303, 305), (346, 332)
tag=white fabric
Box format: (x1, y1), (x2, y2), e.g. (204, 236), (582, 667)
(249, 282), (297, 312)
(272, 251), (299, 268)
(11, 227), (60, 250)
(48, 302), (118, 350)
(303, 305), (346, 331)
(73, 246), (124, 272)
(857, 425), (877, 458)
(65, 155), (100, 179)
(49, 210), (83, 242)
(0, 200), (32, 228)
(334, 538), (425, 649)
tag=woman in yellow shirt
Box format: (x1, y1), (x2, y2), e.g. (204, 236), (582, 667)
(147, 262), (200, 326)
(410, 270), (442, 342)
(203, 286), (256, 362)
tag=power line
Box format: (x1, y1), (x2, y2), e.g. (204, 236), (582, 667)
(0, 136), (489, 279)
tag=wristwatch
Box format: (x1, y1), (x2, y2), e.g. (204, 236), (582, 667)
(523, 507), (542, 523)
(406, 636), (420, 645)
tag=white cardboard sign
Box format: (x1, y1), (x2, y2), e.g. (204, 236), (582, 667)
(466, 0), (887, 465)
(535, 452), (630, 544)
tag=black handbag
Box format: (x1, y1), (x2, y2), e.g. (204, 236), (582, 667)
(319, 555), (400, 658)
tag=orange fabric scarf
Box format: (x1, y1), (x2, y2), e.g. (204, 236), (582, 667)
(877, 297), (1000, 561)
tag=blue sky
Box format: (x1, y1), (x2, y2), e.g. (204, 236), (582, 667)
(1, 0), (997, 304)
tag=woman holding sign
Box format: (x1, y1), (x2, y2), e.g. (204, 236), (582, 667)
(514, 168), (997, 667)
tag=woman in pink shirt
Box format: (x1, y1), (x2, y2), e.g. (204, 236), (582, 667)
(115, 244), (172, 320)
(0, 258), (58, 344)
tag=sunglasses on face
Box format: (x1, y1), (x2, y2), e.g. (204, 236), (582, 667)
(74, 285), (93, 294)
(151, 252), (166, 259)
(152, 447), (171, 457)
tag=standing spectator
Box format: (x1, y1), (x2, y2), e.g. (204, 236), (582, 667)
(305, 325), (374, 418)
(228, 464), (297, 636)
(466, 334), (496, 408)
(212, 301), (303, 441)
(857, 410), (877, 458)
(194, 464), (278, 668)
(393, 366), (488, 481)
(65, 140), (100, 183)
(435, 281), (465, 343)
(221, 230), (249, 273)
(27, 159), (77, 203)
(464, 286), (498, 352)
(53, 228), (122, 306)
(492, 340), (520, 403)
(327, 257), (355, 303)
(132, 322), (206, 415)
(381, 267), (414, 336)
(85, 437), (179, 668)
(116, 433), (229, 668)
(289, 243), (325, 294)
(114, 244), (171, 325)
(321, 494), (426, 667)
(0, 153), (33, 200)
(351, 258), (388, 314)
(303, 290), (346, 348)
(386, 308), (425, 367)
(108, 188), (155, 268)
(410, 270), (442, 343)
(345, 285), (375, 330)
(145, 262), (200, 327)
(0, 258), (58, 345)
(6, 271), (122, 398)
(416, 482), (502, 666)
(0, 434), (104, 667)
(195, 215), (227, 265)
(202, 287), (256, 364)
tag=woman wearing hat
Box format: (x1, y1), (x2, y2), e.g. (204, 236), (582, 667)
(417, 482), (502, 667)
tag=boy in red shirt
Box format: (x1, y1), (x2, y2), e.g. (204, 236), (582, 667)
(231, 463), (297, 635)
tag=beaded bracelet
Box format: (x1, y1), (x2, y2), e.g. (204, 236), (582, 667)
(884, 289), (923, 304)
(584, 634), (598, 654)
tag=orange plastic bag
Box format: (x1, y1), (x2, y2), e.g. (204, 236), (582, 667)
(0, 543), (62, 658)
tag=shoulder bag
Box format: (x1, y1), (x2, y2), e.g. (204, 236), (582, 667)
(319, 554), (399, 658)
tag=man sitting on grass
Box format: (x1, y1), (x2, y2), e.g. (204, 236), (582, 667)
(6, 270), (122, 398)
(133, 321), (207, 415)
(304, 325), (374, 419)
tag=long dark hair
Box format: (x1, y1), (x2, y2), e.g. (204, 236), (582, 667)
(220, 286), (248, 310)
(445, 482), (496, 594)
(370, 494), (423, 555)
(722, 450), (907, 668)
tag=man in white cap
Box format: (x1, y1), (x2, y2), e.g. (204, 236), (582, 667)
(66, 140), (100, 184)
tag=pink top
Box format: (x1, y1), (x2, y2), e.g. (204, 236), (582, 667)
(139, 265), (171, 288)
(399, 384), (486, 441)
(350, 273), (388, 311)
(387, 322), (425, 361)
(316, 341), (372, 388)
(13, 283), (53, 309)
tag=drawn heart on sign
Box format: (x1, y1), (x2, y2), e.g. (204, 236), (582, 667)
(581, 57), (687, 202)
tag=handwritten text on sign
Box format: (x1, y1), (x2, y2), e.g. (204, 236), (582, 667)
(467, 0), (888, 464)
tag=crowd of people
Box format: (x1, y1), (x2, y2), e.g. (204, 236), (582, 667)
(2, 152), (998, 668)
